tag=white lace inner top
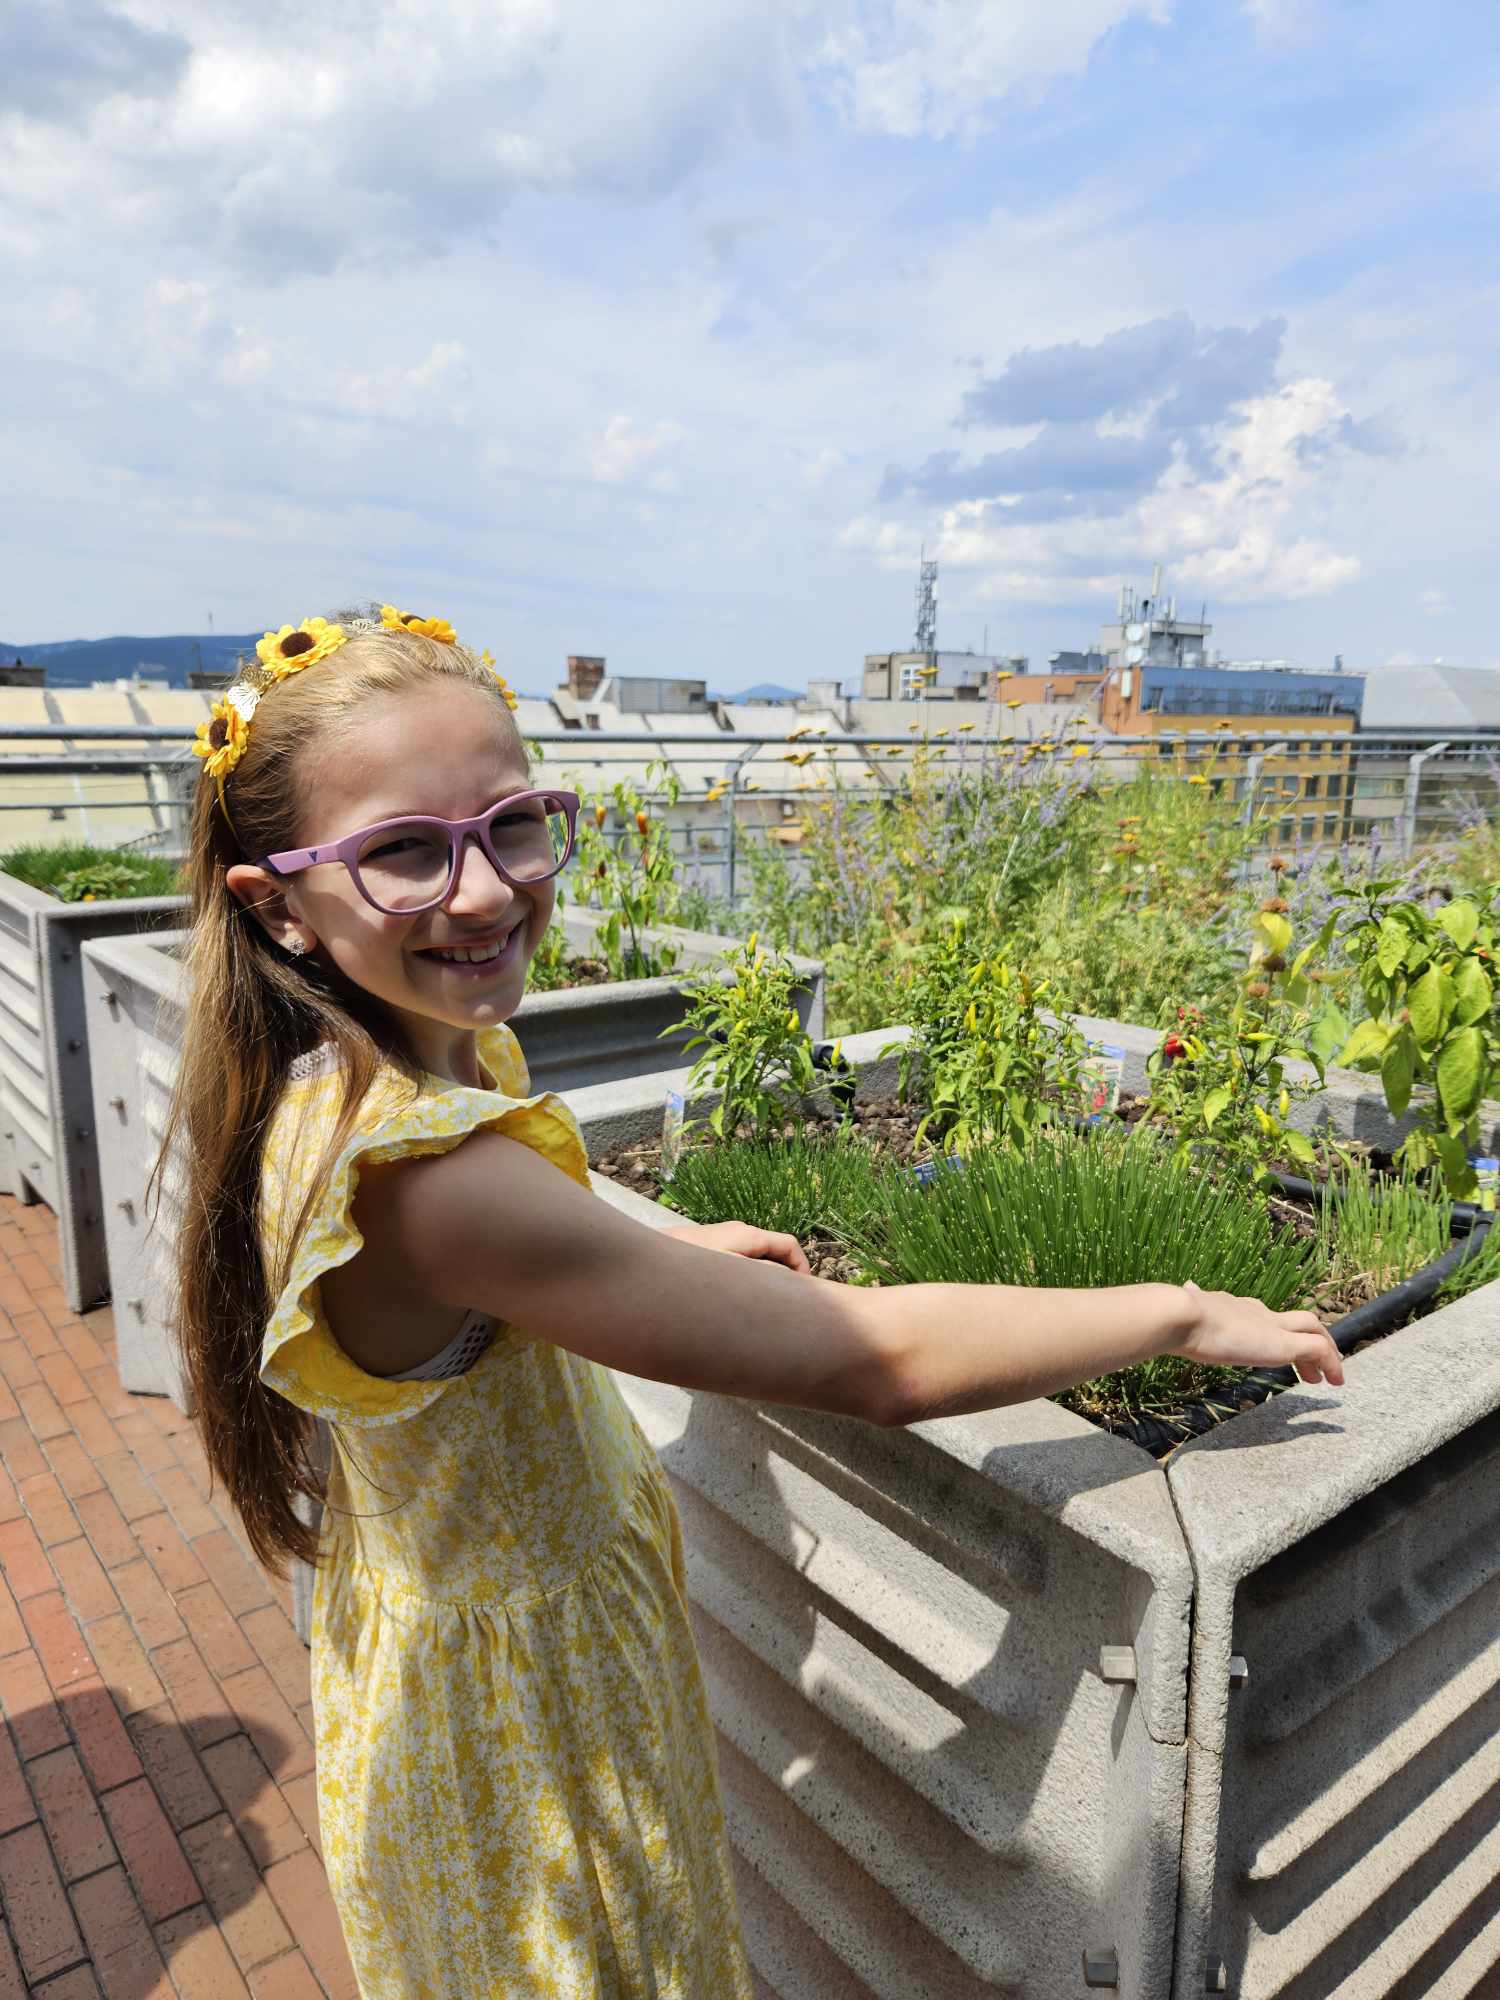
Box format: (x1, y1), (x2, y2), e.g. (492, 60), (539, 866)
(286, 1043), (496, 1383)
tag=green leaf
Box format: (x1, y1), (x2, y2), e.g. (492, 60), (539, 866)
(1453, 956), (1493, 1028)
(1307, 1007), (1350, 1063)
(1407, 965), (1446, 1048)
(1437, 1026), (1487, 1122)
(1376, 917), (1409, 979)
(1437, 899), (1479, 951)
(1381, 1028), (1415, 1119)
(1254, 911), (1293, 959)
(1282, 1128), (1317, 1166)
(1202, 1085), (1231, 1129)
(1337, 1017), (1390, 1069)
(1432, 1131), (1478, 1199)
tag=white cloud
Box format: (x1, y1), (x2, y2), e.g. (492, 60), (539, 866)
(813, 0), (1171, 140)
(845, 374), (1367, 605)
(334, 341), (471, 419)
(586, 414), (689, 485)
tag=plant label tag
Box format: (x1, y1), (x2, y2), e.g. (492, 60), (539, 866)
(912, 1152), (964, 1187)
(1081, 1043), (1126, 1122)
(660, 1090), (687, 1180)
(1471, 1155), (1499, 1212)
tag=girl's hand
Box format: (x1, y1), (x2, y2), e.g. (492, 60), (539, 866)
(1170, 1280), (1345, 1386)
(664, 1221), (811, 1276)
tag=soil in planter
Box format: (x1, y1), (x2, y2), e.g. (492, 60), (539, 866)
(594, 1101), (1489, 1460)
(526, 955), (615, 992)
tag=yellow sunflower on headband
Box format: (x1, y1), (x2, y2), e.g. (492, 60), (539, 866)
(380, 604), (457, 644)
(191, 695), (251, 784)
(255, 616), (349, 678)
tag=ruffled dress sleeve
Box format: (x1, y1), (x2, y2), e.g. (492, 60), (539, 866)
(257, 1025), (587, 1428)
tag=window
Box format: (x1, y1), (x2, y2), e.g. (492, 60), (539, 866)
(1305, 774), (1321, 800)
(1324, 813), (1340, 840)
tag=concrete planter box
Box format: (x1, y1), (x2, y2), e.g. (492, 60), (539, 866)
(77, 917), (818, 1395)
(77, 950), (1500, 1994)
(524, 906), (823, 1090)
(577, 1091), (1500, 1999)
(0, 866), (186, 1309)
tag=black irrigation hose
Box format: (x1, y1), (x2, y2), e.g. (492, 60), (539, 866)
(1106, 1214), (1495, 1459)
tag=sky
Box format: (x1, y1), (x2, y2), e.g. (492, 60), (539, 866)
(3, 0), (1498, 691)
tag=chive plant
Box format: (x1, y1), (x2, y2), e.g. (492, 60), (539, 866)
(1314, 1158), (1500, 1305)
(661, 1128), (883, 1244)
(840, 1126), (1320, 1422)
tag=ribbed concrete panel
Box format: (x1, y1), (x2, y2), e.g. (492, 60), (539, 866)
(0, 887), (186, 1301)
(0, 871), (58, 1207)
(1168, 1283), (1500, 2000)
(82, 931), (189, 1405)
(616, 1355), (1194, 2000)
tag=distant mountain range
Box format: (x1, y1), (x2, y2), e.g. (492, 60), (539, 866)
(1, 637), (809, 703)
(1, 633), (260, 685)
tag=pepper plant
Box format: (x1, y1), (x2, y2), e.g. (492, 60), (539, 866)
(1144, 900), (1346, 1186)
(676, 936), (819, 1142)
(1331, 882), (1500, 1194)
(891, 916), (1090, 1153)
(571, 758), (683, 980)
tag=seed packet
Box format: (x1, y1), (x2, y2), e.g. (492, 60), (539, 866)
(1080, 1042), (1126, 1122)
(660, 1090), (687, 1180)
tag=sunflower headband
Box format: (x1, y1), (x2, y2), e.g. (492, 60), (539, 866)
(191, 604), (519, 819)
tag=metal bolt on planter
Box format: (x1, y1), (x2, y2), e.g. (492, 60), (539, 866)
(1228, 1654), (1249, 1688)
(1082, 1947), (1119, 1988)
(117, 1199), (134, 1221)
(108, 1096), (125, 1112)
(1098, 1646), (1137, 1683)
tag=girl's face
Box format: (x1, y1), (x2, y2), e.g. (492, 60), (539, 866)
(228, 682), (554, 1081)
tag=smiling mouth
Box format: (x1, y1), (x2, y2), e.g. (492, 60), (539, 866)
(420, 923), (522, 966)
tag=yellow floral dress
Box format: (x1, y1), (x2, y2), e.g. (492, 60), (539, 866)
(257, 1025), (752, 1999)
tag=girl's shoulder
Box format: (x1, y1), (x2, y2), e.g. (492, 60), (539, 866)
(261, 1022), (574, 1225)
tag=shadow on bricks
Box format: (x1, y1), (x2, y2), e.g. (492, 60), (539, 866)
(0, 1687), (313, 1996)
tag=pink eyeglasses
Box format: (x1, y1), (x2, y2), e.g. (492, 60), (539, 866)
(259, 788), (580, 915)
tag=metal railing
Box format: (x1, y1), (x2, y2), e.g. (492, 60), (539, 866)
(3, 726), (1498, 903)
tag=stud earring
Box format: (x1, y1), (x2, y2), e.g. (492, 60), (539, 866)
(286, 935), (309, 958)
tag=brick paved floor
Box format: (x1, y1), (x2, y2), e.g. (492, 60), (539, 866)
(0, 1193), (358, 1998)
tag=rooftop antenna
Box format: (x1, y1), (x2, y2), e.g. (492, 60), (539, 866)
(1151, 562), (1163, 601)
(915, 544), (938, 657)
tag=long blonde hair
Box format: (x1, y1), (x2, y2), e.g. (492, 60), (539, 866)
(152, 622), (526, 1570)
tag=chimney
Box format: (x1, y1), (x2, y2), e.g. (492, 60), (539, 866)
(567, 655), (605, 701)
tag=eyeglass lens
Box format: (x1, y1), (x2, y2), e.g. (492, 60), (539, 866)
(354, 798), (572, 912)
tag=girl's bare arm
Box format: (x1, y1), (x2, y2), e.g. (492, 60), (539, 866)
(345, 1133), (1343, 1425)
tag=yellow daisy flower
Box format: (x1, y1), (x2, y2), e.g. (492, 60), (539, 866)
(380, 604), (457, 644)
(255, 617), (349, 677)
(191, 697), (250, 784)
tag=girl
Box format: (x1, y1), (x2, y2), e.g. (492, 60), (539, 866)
(161, 605), (1342, 1999)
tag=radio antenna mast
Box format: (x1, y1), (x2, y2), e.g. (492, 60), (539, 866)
(915, 545), (938, 656)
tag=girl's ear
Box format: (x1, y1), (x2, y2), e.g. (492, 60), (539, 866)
(225, 863), (314, 957)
